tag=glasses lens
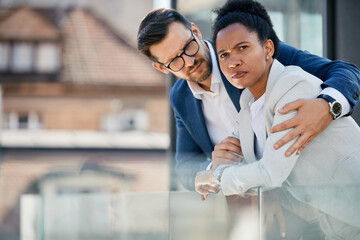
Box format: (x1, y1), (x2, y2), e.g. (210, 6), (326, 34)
(185, 40), (199, 56)
(169, 57), (184, 72)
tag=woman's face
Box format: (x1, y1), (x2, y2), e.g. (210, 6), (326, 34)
(216, 23), (273, 98)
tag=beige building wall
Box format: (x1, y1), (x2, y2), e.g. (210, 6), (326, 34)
(3, 96), (169, 132)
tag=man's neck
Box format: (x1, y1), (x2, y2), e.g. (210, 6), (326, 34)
(199, 41), (213, 92)
(198, 75), (213, 91)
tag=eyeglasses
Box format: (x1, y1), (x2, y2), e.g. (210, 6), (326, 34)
(158, 30), (200, 72)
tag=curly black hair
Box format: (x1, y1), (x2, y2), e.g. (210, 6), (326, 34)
(212, 0), (280, 58)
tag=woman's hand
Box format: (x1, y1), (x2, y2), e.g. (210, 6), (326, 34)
(195, 170), (219, 201)
(212, 136), (243, 169)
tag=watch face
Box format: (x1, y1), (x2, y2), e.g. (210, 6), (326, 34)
(332, 102), (342, 116)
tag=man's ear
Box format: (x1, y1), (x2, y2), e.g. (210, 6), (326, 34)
(191, 23), (202, 40)
(152, 62), (170, 74)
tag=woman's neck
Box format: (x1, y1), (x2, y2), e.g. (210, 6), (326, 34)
(249, 59), (273, 100)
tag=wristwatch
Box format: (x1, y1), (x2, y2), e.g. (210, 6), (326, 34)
(212, 164), (233, 185)
(317, 94), (342, 119)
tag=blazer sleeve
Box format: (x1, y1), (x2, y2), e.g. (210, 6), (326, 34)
(277, 42), (360, 114)
(220, 79), (318, 196)
(172, 109), (211, 190)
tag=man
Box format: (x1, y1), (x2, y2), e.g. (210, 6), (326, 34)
(137, 8), (360, 192)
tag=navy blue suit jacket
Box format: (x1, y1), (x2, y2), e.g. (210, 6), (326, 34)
(170, 41), (360, 190)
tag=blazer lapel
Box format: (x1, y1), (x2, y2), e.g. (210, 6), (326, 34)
(179, 91), (214, 156)
(238, 107), (257, 164)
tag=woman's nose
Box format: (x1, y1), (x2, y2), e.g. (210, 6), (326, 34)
(228, 58), (242, 69)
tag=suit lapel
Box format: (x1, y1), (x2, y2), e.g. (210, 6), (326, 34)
(238, 108), (257, 163)
(237, 89), (257, 163)
(179, 90), (214, 156)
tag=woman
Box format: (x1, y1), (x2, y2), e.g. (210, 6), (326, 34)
(196, 0), (360, 238)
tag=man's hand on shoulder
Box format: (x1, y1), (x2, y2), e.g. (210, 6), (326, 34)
(270, 98), (333, 156)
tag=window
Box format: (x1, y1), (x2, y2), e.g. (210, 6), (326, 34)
(0, 42), (10, 71)
(300, 12), (322, 56)
(0, 41), (61, 73)
(3, 111), (42, 130)
(36, 43), (60, 73)
(181, 0), (323, 56)
(101, 109), (149, 132)
(12, 42), (33, 72)
(119, 109), (149, 131)
(18, 113), (29, 129)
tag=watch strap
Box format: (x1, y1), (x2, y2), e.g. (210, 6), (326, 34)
(318, 94), (336, 104)
(317, 94), (342, 119)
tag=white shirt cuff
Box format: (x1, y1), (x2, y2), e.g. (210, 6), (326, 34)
(319, 87), (351, 117)
(219, 164), (248, 196)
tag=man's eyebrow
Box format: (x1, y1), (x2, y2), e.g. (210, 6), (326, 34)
(217, 41), (250, 55)
(165, 34), (193, 64)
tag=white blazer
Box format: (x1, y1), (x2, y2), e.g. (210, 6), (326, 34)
(220, 59), (360, 228)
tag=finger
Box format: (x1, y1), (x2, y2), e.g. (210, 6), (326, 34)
(276, 209), (286, 238)
(195, 184), (212, 195)
(264, 213), (274, 232)
(212, 150), (243, 162)
(201, 184), (219, 194)
(195, 187), (211, 195)
(269, 116), (298, 134)
(296, 135), (315, 155)
(277, 99), (304, 114)
(201, 194), (208, 201)
(196, 189), (212, 199)
(214, 142), (242, 154)
(283, 133), (311, 157)
(272, 126), (301, 150)
(220, 136), (240, 144)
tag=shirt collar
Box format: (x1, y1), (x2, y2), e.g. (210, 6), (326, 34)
(187, 40), (223, 100)
(249, 94), (265, 110)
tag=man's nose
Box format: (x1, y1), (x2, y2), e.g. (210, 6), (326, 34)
(183, 54), (195, 67)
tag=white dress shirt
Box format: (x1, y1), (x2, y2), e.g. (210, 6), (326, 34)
(187, 41), (238, 146)
(249, 94), (265, 159)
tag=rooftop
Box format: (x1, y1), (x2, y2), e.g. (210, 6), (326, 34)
(0, 6), (165, 87)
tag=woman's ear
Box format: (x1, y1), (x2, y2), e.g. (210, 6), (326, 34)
(191, 23), (203, 40)
(264, 39), (275, 59)
(152, 62), (170, 74)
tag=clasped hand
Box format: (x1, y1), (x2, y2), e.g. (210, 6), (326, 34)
(195, 136), (243, 201)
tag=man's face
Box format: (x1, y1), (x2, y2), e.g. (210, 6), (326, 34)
(150, 22), (212, 84)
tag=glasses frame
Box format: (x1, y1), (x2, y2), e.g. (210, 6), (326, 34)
(157, 30), (199, 72)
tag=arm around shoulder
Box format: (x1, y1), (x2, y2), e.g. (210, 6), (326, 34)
(277, 41), (360, 113)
